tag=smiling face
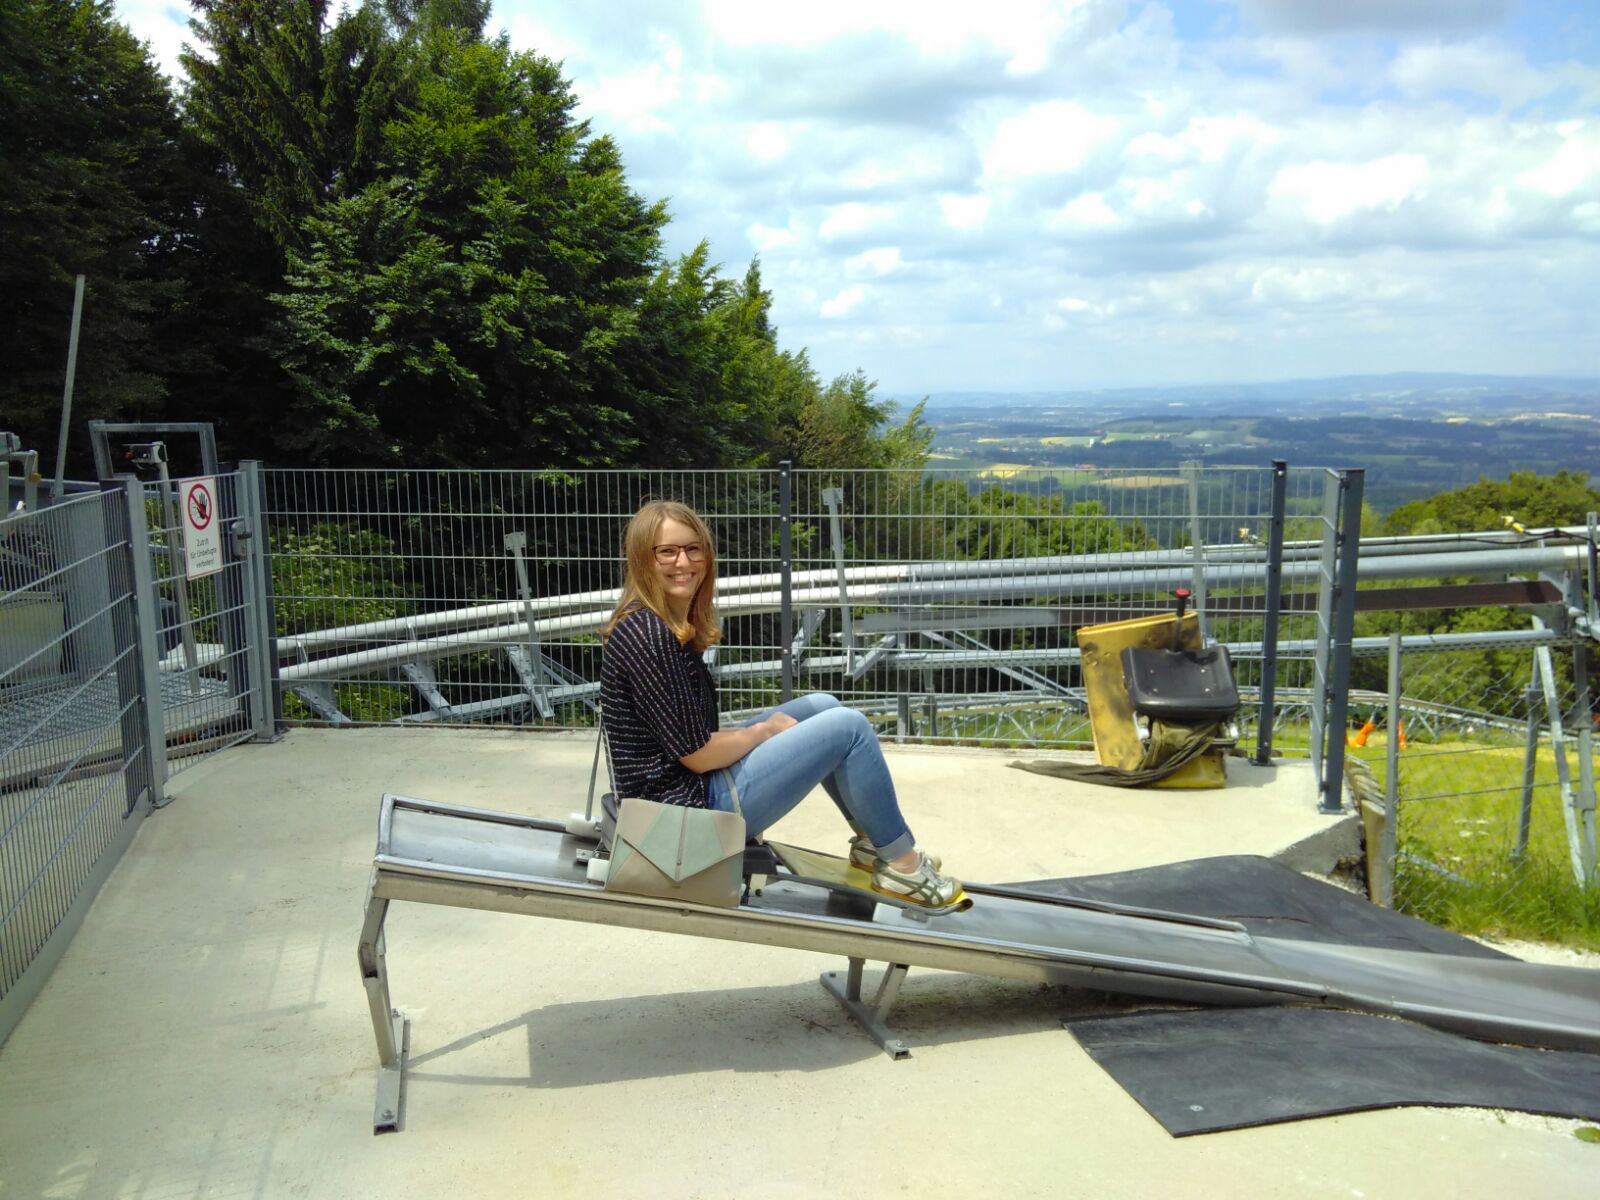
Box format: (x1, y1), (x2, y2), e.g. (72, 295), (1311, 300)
(650, 515), (708, 616)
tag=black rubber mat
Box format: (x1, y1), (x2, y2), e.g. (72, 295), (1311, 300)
(1013, 854), (1512, 958)
(1065, 1005), (1600, 1135)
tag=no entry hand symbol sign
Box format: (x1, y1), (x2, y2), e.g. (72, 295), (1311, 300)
(181, 477), (222, 580)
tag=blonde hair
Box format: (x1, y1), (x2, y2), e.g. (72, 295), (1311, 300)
(602, 500), (721, 651)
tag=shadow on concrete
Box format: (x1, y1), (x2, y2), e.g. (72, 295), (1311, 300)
(404, 974), (1099, 1089)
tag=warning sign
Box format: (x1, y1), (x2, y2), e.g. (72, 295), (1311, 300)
(181, 477), (223, 580)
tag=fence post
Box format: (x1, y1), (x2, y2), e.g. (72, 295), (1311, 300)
(1181, 460), (1209, 642)
(1317, 468), (1364, 814)
(779, 460), (793, 702)
(821, 487), (854, 676)
(237, 461), (282, 740)
(1587, 511), (1598, 629)
(1309, 472), (1338, 787)
(1254, 460), (1288, 764)
(216, 471), (251, 733)
(1377, 631), (1401, 908)
(115, 476), (168, 809)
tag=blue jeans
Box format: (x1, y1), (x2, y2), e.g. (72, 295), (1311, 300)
(705, 694), (916, 861)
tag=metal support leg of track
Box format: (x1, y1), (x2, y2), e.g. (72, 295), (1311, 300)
(359, 891), (409, 1133)
(1516, 680), (1541, 862)
(401, 662), (452, 718)
(820, 958), (912, 1060)
(1532, 616), (1592, 885)
(1569, 646), (1598, 880)
(291, 682), (351, 724)
(504, 532), (553, 719)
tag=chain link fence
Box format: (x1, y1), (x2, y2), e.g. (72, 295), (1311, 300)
(1352, 638), (1600, 948)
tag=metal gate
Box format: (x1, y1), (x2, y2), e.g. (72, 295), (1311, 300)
(137, 463), (277, 775)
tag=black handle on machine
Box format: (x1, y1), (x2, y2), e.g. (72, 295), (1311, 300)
(1170, 588), (1191, 652)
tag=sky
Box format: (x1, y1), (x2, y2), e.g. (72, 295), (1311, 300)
(119, 1), (1599, 394)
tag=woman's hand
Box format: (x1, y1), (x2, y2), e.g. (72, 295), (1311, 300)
(762, 711), (799, 738)
(680, 710), (798, 773)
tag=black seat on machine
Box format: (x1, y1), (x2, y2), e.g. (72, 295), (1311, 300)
(1121, 643), (1240, 723)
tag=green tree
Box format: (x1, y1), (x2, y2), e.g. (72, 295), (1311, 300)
(1351, 471), (1600, 719)
(0, 0), (188, 467)
(270, 25), (672, 466)
(1382, 470), (1600, 537)
(172, 0), (412, 458)
(937, 489), (1153, 560)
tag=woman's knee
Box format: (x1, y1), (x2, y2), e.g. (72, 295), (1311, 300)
(812, 703), (871, 740)
(784, 692), (841, 722)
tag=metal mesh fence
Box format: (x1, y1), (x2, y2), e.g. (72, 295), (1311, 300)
(139, 472), (266, 772)
(1, 489), (151, 1011)
(262, 465), (1327, 753)
(1355, 640), (1599, 947)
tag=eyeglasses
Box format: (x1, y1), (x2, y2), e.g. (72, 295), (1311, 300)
(652, 542), (707, 565)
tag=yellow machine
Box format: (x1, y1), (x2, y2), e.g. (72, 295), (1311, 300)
(1077, 591), (1237, 789)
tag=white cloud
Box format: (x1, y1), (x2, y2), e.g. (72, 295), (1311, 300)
(1269, 155), (1429, 224)
(821, 286), (867, 318)
(745, 122), (791, 163)
(1389, 40), (1549, 105)
(585, 36), (685, 133)
(106, 0), (1600, 390)
(984, 101), (1121, 179)
(1518, 124), (1600, 198)
(845, 248), (903, 276)
(1052, 192), (1118, 229)
(818, 202), (896, 240)
(114, 0), (192, 79)
(747, 221), (798, 251)
(702, 0), (1087, 68)
(938, 193), (991, 230)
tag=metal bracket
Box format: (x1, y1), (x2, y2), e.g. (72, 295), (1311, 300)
(506, 647), (556, 719)
(791, 608), (825, 667)
(290, 682), (350, 724)
(400, 662), (452, 717)
(820, 958), (911, 1059)
(849, 634), (897, 681)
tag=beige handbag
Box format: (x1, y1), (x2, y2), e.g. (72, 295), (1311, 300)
(605, 773), (747, 908)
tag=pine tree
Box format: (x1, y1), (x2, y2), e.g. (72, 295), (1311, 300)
(0, 0), (188, 468)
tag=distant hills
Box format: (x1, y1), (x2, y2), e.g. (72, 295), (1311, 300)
(891, 373), (1600, 512)
(888, 372), (1600, 415)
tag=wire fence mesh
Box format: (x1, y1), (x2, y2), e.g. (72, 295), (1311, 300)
(261, 465), (1329, 753)
(138, 472), (264, 772)
(1352, 640), (1600, 947)
(0, 489), (151, 1011)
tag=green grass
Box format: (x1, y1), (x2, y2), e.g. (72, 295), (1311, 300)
(1347, 737), (1600, 950)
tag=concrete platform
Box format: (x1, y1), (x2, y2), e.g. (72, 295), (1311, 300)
(1, 727), (1595, 1198)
